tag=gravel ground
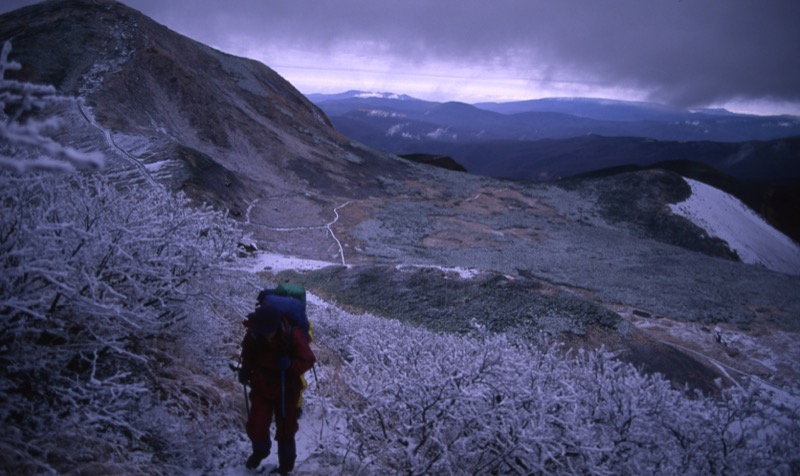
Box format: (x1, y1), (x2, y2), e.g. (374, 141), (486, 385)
(335, 167), (800, 329)
(271, 166), (800, 391)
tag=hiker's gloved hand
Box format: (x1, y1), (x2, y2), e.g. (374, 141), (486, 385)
(278, 356), (290, 371)
(238, 368), (250, 385)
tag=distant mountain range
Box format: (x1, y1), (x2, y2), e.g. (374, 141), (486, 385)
(309, 90), (800, 183)
(311, 90), (800, 144)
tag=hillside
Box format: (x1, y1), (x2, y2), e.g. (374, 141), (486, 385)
(0, 0), (417, 244)
(2, 1), (800, 474)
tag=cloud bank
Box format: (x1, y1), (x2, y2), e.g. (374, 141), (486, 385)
(3, 0), (799, 112)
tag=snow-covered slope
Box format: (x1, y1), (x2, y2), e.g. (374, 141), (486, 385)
(670, 178), (800, 275)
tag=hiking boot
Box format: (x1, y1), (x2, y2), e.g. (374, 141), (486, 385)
(275, 440), (296, 474)
(245, 448), (269, 469)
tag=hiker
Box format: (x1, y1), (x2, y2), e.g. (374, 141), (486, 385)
(238, 296), (316, 473)
(257, 285), (314, 416)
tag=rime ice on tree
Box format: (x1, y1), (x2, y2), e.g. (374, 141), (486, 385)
(0, 40), (104, 172)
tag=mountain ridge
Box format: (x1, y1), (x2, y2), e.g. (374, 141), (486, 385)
(311, 89), (800, 141)
(1, 0), (427, 232)
(310, 90), (785, 119)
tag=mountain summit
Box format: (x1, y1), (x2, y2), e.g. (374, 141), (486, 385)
(1, 0), (418, 241)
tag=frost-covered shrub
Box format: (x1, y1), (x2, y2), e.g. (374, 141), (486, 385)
(0, 171), (245, 473)
(0, 40), (104, 172)
(312, 309), (800, 475)
(0, 40), (251, 474)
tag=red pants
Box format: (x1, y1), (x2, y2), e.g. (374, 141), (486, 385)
(247, 390), (300, 445)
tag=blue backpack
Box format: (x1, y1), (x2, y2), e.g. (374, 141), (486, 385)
(256, 284), (311, 340)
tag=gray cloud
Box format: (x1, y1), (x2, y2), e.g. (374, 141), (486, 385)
(135, 0), (800, 108)
(3, 0), (799, 110)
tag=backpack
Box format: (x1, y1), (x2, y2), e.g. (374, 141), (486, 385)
(246, 283), (316, 411)
(275, 282), (306, 305)
(257, 283), (312, 341)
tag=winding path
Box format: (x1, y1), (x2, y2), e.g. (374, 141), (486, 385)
(651, 336), (799, 403)
(326, 201), (351, 266)
(246, 198), (352, 267)
(77, 102), (159, 188)
(77, 103), (351, 264)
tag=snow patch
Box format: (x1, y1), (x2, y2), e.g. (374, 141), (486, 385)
(365, 109), (404, 118)
(235, 254), (482, 281)
(387, 123), (406, 135)
(387, 122), (416, 139)
(426, 127), (456, 140)
(143, 159), (172, 172)
(669, 178), (800, 275)
(232, 252), (340, 274)
(355, 91), (407, 100)
(397, 263), (481, 279)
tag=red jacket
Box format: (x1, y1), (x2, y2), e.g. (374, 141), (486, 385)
(241, 322), (316, 400)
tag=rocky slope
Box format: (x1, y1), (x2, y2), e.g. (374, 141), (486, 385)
(1, 0), (417, 242)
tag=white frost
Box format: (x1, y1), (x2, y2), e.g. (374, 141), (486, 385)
(669, 178), (800, 276)
(233, 251), (340, 274)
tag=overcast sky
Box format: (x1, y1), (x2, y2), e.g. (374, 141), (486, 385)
(3, 0), (800, 115)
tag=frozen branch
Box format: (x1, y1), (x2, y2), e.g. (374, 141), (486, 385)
(0, 40), (104, 172)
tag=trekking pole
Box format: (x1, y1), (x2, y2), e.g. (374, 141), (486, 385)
(243, 382), (250, 418)
(231, 358), (250, 419)
(312, 364), (319, 388)
(280, 369), (286, 418)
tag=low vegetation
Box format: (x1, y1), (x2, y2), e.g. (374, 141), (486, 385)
(0, 170), (250, 473)
(310, 304), (800, 475)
